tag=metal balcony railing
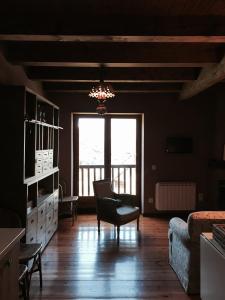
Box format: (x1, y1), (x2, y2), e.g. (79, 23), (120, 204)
(79, 164), (136, 196)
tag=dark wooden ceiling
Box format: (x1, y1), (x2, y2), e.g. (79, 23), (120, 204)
(1, 0), (225, 97)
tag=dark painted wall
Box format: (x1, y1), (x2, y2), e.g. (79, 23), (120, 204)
(48, 91), (216, 214)
(207, 87), (225, 210)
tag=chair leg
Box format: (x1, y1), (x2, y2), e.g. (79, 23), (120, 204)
(20, 278), (27, 300)
(97, 219), (100, 233)
(38, 252), (43, 289)
(137, 217), (140, 231)
(25, 268), (30, 300)
(117, 226), (120, 244)
(27, 251), (43, 292)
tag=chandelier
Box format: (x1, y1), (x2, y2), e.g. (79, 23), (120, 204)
(88, 65), (115, 115)
(89, 81), (115, 100)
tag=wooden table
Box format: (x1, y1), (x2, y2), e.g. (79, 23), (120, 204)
(59, 196), (79, 226)
(0, 228), (25, 300)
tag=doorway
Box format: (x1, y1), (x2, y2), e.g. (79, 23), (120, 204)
(73, 114), (141, 208)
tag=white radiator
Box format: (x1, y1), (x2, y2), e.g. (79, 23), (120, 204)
(155, 182), (196, 211)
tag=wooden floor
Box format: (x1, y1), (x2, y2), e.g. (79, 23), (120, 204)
(30, 215), (200, 300)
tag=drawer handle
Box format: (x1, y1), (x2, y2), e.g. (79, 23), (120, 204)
(5, 258), (12, 267)
(40, 225), (43, 230)
(31, 219), (34, 224)
(49, 216), (51, 221)
(41, 210), (43, 214)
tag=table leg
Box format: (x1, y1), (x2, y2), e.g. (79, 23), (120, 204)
(72, 201), (75, 226)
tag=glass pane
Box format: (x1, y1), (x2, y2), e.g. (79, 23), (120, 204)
(111, 119), (136, 195)
(78, 118), (105, 196)
(111, 119), (136, 165)
(79, 118), (105, 165)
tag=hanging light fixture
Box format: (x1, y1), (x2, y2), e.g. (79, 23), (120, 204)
(89, 65), (115, 114)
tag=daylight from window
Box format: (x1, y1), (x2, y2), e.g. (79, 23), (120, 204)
(78, 118), (136, 196)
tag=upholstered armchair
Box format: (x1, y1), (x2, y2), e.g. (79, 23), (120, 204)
(168, 211), (225, 294)
(93, 179), (140, 242)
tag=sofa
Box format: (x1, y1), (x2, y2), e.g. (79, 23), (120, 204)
(168, 211), (225, 294)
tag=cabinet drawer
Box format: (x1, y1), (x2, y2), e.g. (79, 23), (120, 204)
(37, 221), (45, 236)
(36, 158), (43, 164)
(42, 151), (49, 159)
(54, 197), (59, 208)
(54, 190), (59, 202)
(35, 169), (42, 176)
(53, 204), (58, 220)
(49, 149), (53, 156)
(38, 202), (46, 224)
(36, 150), (43, 159)
(53, 218), (58, 233)
(42, 159), (49, 166)
(45, 226), (54, 245)
(37, 222), (46, 246)
(46, 196), (54, 212)
(27, 210), (37, 233)
(48, 161), (53, 169)
(35, 163), (42, 170)
(26, 230), (37, 244)
(46, 210), (54, 229)
(43, 166), (50, 173)
(37, 235), (46, 249)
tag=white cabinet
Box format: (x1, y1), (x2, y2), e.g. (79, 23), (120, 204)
(201, 233), (225, 300)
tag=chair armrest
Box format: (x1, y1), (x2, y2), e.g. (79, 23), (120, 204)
(113, 193), (136, 206)
(169, 217), (190, 242)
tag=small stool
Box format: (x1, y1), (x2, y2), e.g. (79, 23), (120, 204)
(59, 196), (79, 226)
(19, 264), (29, 300)
(19, 243), (42, 292)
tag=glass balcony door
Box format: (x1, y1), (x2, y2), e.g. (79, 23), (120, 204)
(111, 118), (137, 195)
(73, 115), (141, 200)
(78, 117), (105, 196)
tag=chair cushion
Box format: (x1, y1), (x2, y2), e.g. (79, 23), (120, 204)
(116, 206), (140, 225)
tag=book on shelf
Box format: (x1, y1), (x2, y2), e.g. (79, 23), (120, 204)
(212, 224), (225, 250)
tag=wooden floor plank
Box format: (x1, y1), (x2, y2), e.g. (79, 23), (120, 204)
(30, 215), (200, 300)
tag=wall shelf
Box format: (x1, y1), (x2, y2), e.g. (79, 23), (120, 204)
(0, 85), (60, 249)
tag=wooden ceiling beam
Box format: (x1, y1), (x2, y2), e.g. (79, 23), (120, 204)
(6, 42), (221, 64)
(180, 55), (225, 100)
(43, 82), (182, 93)
(27, 67), (199, 82)
(22, 62), (213, 68)
(1, 35), (225, 43)
(0, 15), (225, 35)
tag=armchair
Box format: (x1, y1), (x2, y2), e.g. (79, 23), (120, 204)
(168, 211), (225, 294)
(93, 179), (140, 242)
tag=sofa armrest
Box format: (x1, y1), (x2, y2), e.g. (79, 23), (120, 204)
(188, 211), (225, 240)
(169, 217), (190, 243)
(113, 193), (136, 206)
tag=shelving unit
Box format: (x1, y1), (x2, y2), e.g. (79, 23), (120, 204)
(0, 85), (60, 249)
